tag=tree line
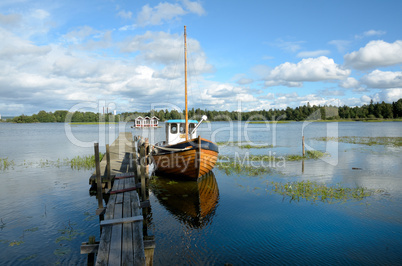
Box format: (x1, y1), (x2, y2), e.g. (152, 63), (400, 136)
(7, 98), (402, 123)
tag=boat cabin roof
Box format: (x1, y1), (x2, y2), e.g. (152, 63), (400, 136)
(165, 119), (198, 124)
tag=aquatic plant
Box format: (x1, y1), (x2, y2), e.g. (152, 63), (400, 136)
(270, 180), (374, 203)
(216, 141), (273, 149)
(68, 153), (104, 170)
(216, 161), (273, 176)
(0, 157), (15, 171)
(55, 221), (84, 243)
(316, 136), (402, 147)
(219, 150), (326, 164)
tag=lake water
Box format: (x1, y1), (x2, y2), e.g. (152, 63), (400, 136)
(0, 121), (401, 265)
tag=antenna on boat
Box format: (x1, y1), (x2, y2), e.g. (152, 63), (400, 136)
(184, 25), (189, 141)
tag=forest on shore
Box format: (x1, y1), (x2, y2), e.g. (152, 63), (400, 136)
(5, 98), (402, 123)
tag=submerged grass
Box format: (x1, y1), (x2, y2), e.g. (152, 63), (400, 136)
(218, 150), (327, 163)
(316, 136), (402, 147)
(216, 161), (273, 176)
(270, 180), (374, 203)
(217, 141), (274, 149)
(1, 153), (104, 171)
(0, 157), (15, 171)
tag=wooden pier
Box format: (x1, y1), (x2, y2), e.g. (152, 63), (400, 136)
(96, 172), (145, 265)
(82, 133), (154, 266)
(89, 132), (134, 190)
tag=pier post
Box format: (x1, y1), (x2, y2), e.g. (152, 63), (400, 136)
(302, 136), (305, 157)
(106, 144), (111, 190)
(94, 143), (103, 210)
(132, 137), (138, 185)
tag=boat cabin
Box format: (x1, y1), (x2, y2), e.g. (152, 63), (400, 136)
(165, 119), (198, 145)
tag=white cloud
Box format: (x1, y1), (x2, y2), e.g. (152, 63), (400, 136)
(344, 40), (402, 70)
(135, 1), (204, 27)
(265, 56), (350, 87)
(31, 9), (49, 20)
(0, 13), (21, 26)
(369, 89), (402, 103)
(180, 0), (205, 15)
(120, 31), (213, 73)
(297, 50), (330, 58)
(339, 77), (360, 89)
(271, 39), (304, 53)
(0, 28), (51, 59)
(235, 93), (257, 102)
(355, 30), (386, 39)
(236, 78), (254, 85)
(329, 40), (351, 53)
(361, 70), (402, 88)
(117, 10), (132, 19)
(137, 3), (186, 26)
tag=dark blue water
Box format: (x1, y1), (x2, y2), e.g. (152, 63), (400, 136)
(0, 121), (401, 265)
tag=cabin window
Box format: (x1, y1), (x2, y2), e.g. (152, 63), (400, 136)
(179, 124), (185, 133)
(189, 123), (195, 133)
(170, 123), (178, 134)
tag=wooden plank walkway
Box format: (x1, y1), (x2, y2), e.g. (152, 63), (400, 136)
(89, 132), (134, 188)
(96, 172), (145, 265)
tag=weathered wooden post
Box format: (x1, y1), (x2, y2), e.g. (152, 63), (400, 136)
(140, 139), (149, 201)
(132, 136), (138, 184)
(106, 144), (111, 190)
(302, 136), (305, 157)
(94, 143), (103, 211)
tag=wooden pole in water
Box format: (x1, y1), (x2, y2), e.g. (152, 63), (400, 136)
(106, 144), (111, 189)
(302, 136), (305, 157)
(94, 143), (103, 209)
(132, 137), (138, 184)
(184, 25), (189, 141)
(140, 141), (146, 201)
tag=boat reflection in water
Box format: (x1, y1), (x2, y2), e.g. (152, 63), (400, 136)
(150, 172), (219, 228)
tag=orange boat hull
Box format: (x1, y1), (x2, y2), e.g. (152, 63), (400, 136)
(152, 138), (218, 180)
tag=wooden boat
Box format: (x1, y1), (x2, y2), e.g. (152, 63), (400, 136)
(151, 26), (219, 180)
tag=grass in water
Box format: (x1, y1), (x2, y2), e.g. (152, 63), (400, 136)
(2, 153), (104, 171)
(0, 157), (15, 171)
(68, 153), (104, 170)
(216, 141), (274, 149)
(316, 136), (402, 147)
(216, 161), (273, 176)
(219, 150), (326, 163)
(270, 180), (374, 203)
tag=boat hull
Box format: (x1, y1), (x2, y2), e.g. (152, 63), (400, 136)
(152, 137), (218, 180)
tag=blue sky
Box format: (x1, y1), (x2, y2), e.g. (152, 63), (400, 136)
(0, 0), (402, 116)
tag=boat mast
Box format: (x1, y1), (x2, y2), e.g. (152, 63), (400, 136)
(184, 25), (189, 140)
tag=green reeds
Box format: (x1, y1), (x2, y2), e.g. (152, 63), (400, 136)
(216, 161), (273, 176)
(68, 153), (104, 170)
(219, 150), (326, 163)
(316, 136), (402, 147)
(2, 153), (104, 171)
(0, 157), (15, 171)
(270, 180), (374, 203)
(216, 141), (274, 149)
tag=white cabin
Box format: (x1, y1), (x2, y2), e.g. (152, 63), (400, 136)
(165, 119), (198, 145)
